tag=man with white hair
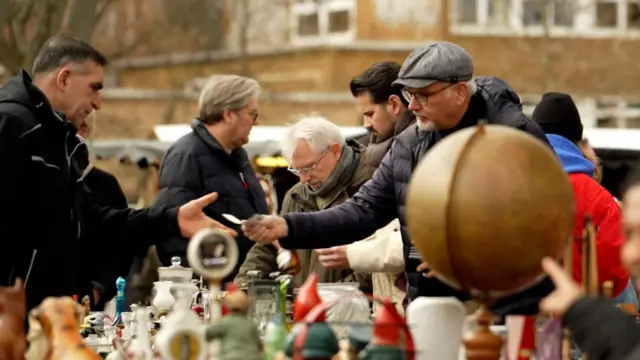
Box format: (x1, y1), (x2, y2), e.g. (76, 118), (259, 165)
(155, 74), (269, 284)
(243, 41), (552, 316)
(234, 114), (372, 291)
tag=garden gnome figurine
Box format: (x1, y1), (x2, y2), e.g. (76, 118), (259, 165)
(294, 273), (323, 322)
(347, 324), (372, 359)
(284, 273), (340, 359)
(358, 300), (410, 360)
(205, 288), (263, 360)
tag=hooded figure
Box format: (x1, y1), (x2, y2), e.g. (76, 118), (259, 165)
(533, 92), (634, 305)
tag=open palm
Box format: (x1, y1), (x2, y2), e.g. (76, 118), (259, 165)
(177, 193), (237, 238)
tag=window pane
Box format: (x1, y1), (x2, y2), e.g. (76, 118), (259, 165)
(628, 2), (640, 29)
(554, 0), (573, 26)
(488, 0), (510, 26)
(298, 13), (319, 36)
(456, 0), (477, 24)
(328, 10), (350, 33)
(523, 0), (542, 26)
(626, 102), (640, 128)
(596, 1), (617, 27)
(596, 101), (618, 128)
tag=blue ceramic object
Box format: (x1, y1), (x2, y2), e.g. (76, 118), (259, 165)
(112, 276), (126, 326)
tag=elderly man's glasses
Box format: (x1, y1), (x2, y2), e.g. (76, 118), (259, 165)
(401, 83), (455, 106)
(288, 149), (328, 176)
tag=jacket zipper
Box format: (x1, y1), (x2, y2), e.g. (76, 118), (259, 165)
(239, 172), (248, 190)
(63, 130), (82, 240)
(24, 250), (37, 288)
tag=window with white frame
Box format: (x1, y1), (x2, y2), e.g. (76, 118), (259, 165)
(451, 0), (640, 35)
(291, 0), (356, 43)
(596, 99), (640, 128)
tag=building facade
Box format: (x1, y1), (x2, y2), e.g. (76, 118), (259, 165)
(96, 0), (640, 140)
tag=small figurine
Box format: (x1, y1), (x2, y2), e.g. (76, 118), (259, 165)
(346, 324), (372, 360)
(358, 300), (412, 360)
(284, 274), (340, 360)
(81, 295), (92, 317)
(0, 278), (27, 360)
(80, 312), (107, 338)
(27, 296), (102, 360)
(205, 289), (263, 360)
(112, 277), (127, 326)
(125, 306), (154, 360)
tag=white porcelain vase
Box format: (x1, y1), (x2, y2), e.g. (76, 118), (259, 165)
(153, 281), (175, 312)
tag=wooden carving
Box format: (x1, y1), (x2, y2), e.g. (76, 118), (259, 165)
(27, 297), (102, 360)
(0, 278), (27, 360)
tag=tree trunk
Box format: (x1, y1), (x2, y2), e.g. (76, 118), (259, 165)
(66, 0), (101, 42)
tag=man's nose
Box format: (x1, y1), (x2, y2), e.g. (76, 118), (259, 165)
(363, 117), (372, 127)
(299, 173), (310, 184)
(407, 97), (420, 111)
(93, 94), (102, 110)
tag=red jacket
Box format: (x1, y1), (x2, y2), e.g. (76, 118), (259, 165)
(569, 173), (628, 297)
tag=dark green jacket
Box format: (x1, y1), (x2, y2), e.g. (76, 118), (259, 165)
(234, 141), (373, 291)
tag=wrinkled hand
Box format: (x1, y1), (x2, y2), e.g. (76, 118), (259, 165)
(416, 262), (436, 278)
(241, 215), (288, 244)
(178, 193), (237, 238)
(539, 257), (584, 317)
(316, 246), (349, 269)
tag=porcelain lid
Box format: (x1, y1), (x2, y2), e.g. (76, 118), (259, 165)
(158, 257), (194, 283)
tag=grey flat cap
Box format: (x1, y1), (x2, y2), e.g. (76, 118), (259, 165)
(393, 41), (474, 89)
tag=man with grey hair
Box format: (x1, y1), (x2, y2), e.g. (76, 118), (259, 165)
(234, 114), (372, 291)
(155, 74), (269, 284)
(243, 41), (552, 316)
(0, 35), (231, 311)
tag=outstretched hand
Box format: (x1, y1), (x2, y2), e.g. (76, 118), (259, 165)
(539, 257), (584, 317)
(416, 262), (436, 278)
(241, 215), (288, 244)
(177, 192), (238, 238)
(317, 246), (349, 269)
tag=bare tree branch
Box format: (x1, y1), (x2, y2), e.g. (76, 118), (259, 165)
(95, 0), (116, 21)
(0, 0), (10, 28)
(66, 0), (100, 42)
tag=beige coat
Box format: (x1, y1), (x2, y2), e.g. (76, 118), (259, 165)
(346, 219), (406, 315)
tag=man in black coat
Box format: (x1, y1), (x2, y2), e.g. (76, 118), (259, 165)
(0, 35), (233, 310)
(154, 74), (268, 284)
(242, 41), (551, 315)
(75, 121), (131, 309)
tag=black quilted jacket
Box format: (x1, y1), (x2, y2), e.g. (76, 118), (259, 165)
(280, 77), (553, 316)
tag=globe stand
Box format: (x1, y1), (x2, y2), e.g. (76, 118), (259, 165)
(463, 304), (502, 360)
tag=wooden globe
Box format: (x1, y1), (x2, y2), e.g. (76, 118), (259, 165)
(406, 124), (574, 296)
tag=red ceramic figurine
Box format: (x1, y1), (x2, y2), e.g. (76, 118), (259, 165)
(0, 278), (27, 360)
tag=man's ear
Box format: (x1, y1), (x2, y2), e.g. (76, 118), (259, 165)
(454, 83), (468, 105)
(329, 142), (342, 155)
(387, 95), (404, 117)
(55, 68), (72, 92)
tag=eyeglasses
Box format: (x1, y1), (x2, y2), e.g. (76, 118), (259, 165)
(401, 83), (455, 106)
(287, 149), (328, 176)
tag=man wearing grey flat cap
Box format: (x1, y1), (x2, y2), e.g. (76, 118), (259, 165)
(242, 41), (550, 315)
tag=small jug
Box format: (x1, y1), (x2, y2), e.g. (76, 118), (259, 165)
(152, 281), (175, 314)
